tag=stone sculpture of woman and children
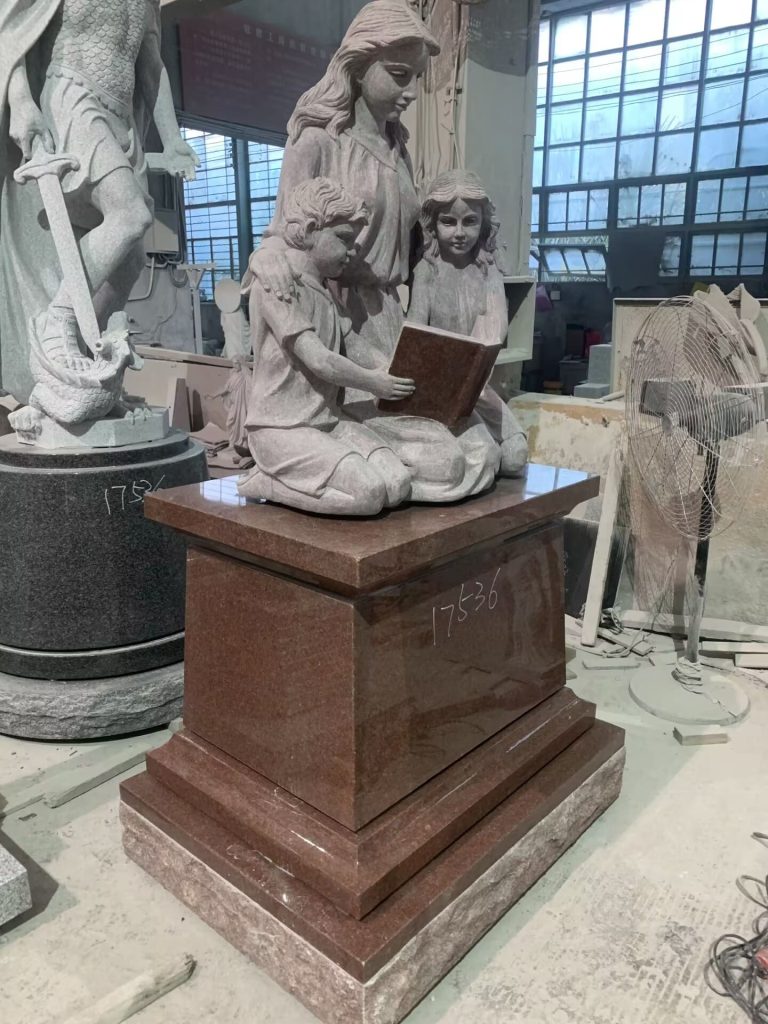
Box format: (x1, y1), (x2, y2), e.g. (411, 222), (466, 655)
(236, 0), (528, 516)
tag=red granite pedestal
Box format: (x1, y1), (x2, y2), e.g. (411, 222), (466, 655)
(121, 465), (624, 1024)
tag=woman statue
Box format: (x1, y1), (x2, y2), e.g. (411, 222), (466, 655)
(244, 0), (500, 503)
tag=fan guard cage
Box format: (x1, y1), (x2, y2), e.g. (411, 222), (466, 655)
(626, 296), (765, 541)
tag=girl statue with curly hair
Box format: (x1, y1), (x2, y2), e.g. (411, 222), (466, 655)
(409, 169), (528, 476)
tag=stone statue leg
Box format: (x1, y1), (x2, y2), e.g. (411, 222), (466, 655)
(454, 416), (502, 495)
(355, 411), (469, 502)
(92, 241), (146, 330)
(52, 167), (152, 312)
(367, 448), (411, 507)
(499, 434), (528, 476)
(241, 453), (388, 516)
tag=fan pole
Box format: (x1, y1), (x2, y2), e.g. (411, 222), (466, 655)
(684, 445), (719, 666)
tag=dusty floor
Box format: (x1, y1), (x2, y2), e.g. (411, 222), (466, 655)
(1, 650), (765, 1024)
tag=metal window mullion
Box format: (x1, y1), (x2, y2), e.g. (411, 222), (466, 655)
(542, 19), (556, 191)
(736, 12), (757, 168)
(232, 137), (253, 280)
(736, 231), (746, 275)
(578, 9), (592, 185)
(607, 179), (620, 231)
(185, 199), (237, 211)
(682, 0), (716, 277)
(652, 0), (673, 178)
(615, 1), (631, 184)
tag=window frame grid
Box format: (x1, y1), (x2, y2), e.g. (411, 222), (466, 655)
(181, 126), (285, 284)
(534, 0), (768, 281)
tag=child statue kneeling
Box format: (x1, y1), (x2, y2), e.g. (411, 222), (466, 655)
(238, 178), (414, 515)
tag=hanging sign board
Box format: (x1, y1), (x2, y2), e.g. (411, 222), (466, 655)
(179, 12), (330, 137)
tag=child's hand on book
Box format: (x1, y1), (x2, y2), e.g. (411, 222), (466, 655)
(368, 371), (415, 401)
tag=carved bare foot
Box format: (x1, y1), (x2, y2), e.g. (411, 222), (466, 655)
(115, 392), (152, 422)
(9, 405), (44, 439)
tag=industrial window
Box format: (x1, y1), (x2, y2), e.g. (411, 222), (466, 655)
(248, 142), (284, 248)
(533, 237), (609, 281)
(181, 129), (239, 294)
(181, 128), (285, 298)
(617, 181), (687, 225)
(534, 0), (768, 282)
(689, 230), (768, 274)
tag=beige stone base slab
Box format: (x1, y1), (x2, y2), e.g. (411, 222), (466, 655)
(121, 749), (624, 1024)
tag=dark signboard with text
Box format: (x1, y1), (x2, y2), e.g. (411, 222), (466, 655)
(179, 12), (331, 137)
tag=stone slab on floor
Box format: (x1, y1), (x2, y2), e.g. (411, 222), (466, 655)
(0, 844), (31, 928)
(121, 729), (625, 1024)
(573, 382), (611, 399)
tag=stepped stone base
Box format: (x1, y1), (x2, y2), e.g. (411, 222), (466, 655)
(122, 724), (624, 1024)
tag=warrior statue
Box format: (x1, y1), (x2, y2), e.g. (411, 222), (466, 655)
(0, 0), (198, 432)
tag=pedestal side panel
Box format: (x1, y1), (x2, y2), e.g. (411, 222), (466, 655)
(182, 547), (358, 825)
(352, 522), (567, 825)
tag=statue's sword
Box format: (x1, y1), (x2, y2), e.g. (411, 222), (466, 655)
(14, 143), (100, 354)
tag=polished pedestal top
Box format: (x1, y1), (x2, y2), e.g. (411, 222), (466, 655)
(145, 464), (597, 594)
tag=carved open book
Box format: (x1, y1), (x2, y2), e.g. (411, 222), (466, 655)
(378, 322), (502, 427)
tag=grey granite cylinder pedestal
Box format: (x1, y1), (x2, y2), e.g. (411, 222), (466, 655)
(0, 432), (206, 738)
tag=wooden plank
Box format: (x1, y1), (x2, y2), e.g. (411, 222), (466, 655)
(581, 441), (625, 647)
(622, 610), (768, 643)
(43, 746), (155, 809)
(1, 731), (170, 819)
(59, 954), (195, 1024)
(167, 377), (191, 432)
(136, 344), (232, 368)
(735, 653), (768, 669)
(701, 641), (768, 655)
(673, 725), (729, 746)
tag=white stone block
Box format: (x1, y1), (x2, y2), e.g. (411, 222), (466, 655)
(0, 844), (31, 928)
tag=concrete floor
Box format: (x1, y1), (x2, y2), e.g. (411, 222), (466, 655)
(1, 651), (765, 1024)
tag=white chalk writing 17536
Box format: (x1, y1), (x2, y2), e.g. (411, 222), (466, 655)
(432, 567), (501, 645)
(103, 476), (166, 516)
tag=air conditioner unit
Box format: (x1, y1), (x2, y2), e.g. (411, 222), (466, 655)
(143, 170), (181, 255)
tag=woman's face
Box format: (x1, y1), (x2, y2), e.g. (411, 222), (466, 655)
(358, 41), (429, 124)
(435, 198), (484, 264)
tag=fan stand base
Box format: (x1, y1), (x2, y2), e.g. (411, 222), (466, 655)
(629, 659), (750, 726)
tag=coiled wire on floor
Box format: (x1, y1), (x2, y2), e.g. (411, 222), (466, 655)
(707, 833), (768, 1023)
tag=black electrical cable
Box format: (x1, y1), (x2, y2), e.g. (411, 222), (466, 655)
(707, 833), (768, 1023)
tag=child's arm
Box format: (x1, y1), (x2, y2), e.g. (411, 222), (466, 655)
(292, 332), (414, 401)
(406, 261), (433, 325)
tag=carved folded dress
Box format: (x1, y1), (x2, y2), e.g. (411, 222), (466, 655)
(409, 258), (528, 477)
(240, 272), (388, 501)
(40, 66), (150, 225)
(263, 126), (498, 502)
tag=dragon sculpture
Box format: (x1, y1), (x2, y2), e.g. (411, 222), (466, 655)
(8, 310), (147, 441)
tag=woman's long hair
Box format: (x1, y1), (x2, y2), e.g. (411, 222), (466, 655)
(420, 170), (502, 272)
(287, 0), (439, 147)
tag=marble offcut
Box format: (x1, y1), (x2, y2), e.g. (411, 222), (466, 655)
(0, 844), (31, 928)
